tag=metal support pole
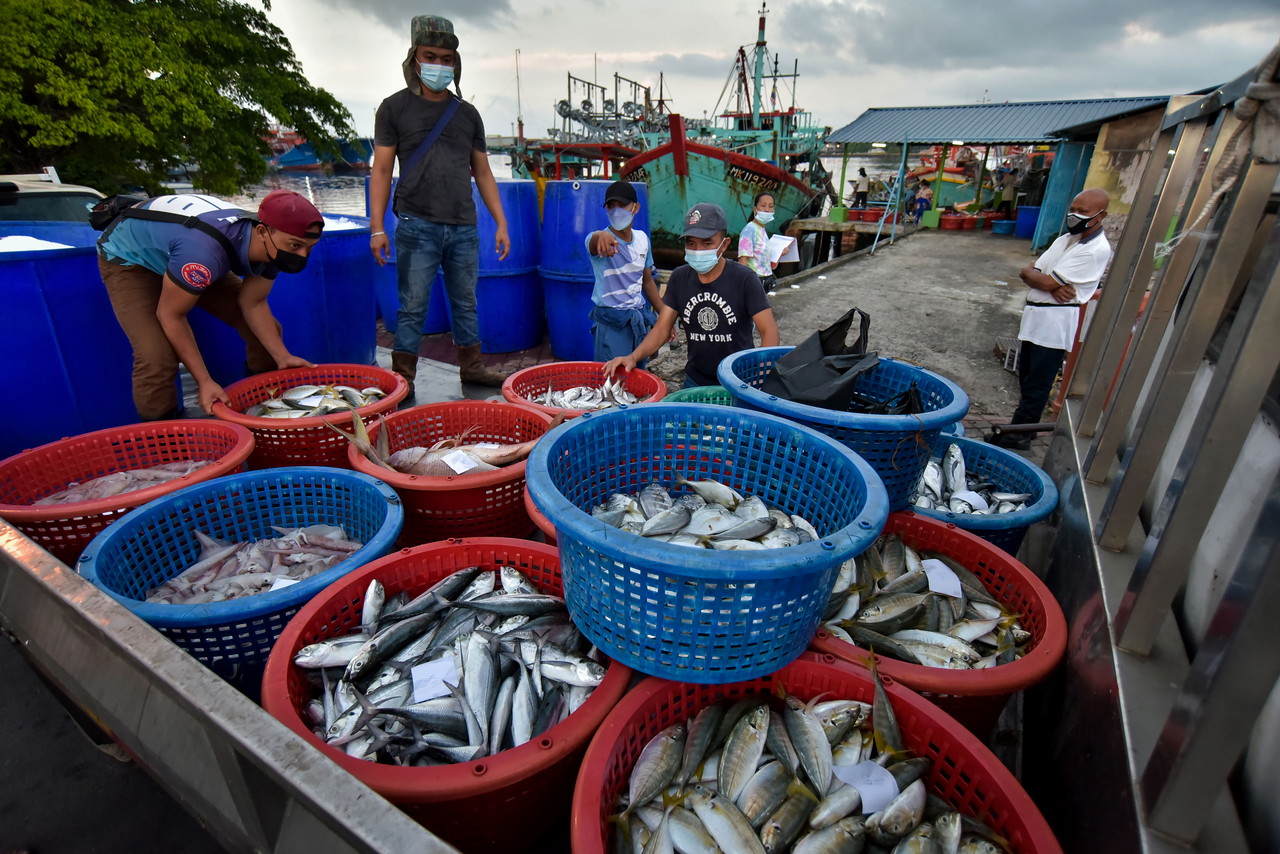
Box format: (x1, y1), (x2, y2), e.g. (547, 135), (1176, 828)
(1082, 112), (1233, 485)
(1113, 213), (1280, 654)
(838, 144), (850, 205)
(1096, 157), (1278, 549)
(1076, 119), (1209, 438)
(1139, 468), (1280, 843)
(1066, 125), (1176, 403)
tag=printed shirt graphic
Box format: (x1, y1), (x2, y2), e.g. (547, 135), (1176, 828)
(1018, 229), (1112, 350)
(97, 195), (269, 294)
(663, 261), (770, 386)
(586, 229), (655, 309)
(738, 221), (771, 278)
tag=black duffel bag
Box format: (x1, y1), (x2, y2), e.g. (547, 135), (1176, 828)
(761, 307), (880, 411)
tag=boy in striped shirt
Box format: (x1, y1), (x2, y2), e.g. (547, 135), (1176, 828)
(586, 181), (664, 365)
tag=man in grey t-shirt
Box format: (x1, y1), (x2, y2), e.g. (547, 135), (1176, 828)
(369, 14), (509, 390)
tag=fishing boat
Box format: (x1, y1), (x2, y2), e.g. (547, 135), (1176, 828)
(620, 3), (831, 258)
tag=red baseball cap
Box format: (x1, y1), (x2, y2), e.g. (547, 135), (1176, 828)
(257, 189), (324, 239)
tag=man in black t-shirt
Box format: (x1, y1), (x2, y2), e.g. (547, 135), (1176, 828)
(604, 203), (779, 388)
(369, 14), (509, 391)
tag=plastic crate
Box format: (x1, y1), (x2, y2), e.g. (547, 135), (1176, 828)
(571, 652), (1062, 854)
(348, 400), (555, 546)
(525, 403), (889, 683)
(810, 511), (1068, 736)
(0, 420), (254, 566)
(260, 538), (632, 853)
(662, 385), (734, 406)
(212, 364), (410, 469)
(502, 361), (666, 419)
(718, 347), (970, 511)
(913, 435), (1058, 555)
(77, 467), (403, 687)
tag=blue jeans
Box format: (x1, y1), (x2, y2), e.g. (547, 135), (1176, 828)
(394, 215), (481, 352)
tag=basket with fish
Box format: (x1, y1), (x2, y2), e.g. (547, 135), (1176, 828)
(908, 435), (1058, 555)
(77, 467), (403, 691)
(524, 403), (889, 683)
(572, 651), (1061, 853)
(718, 347), (970, 511)
(0, 419), (255, 566)
(663, 384), (735, 406)
(342, 400), (557, 545)
(502, 360), (666, 418)
(212, 363), (410, 469)
(260, 537), (632, 853)
(809, 510), (1067, 736)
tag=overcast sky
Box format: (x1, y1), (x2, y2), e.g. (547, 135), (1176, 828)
(263, 0), (1279, 142)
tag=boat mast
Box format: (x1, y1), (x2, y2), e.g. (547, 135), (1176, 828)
(515, 49), (524, 143)
(752, 2), (768, 129)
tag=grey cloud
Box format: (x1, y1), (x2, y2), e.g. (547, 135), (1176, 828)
(776, 0), (1278, 71)
(300, 0), (515, 34)
(648, 52), (736, 78)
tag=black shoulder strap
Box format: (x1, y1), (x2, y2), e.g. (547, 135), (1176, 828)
(106, 207), (249, 276)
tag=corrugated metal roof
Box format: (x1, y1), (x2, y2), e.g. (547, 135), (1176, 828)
(826, 97), (1169, 145)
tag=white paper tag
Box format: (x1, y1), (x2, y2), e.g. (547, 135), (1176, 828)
(952, 490), (989, 512)
(269, 576), (300, 592)
(442, 450), (480, 474)
(474, 442), (501, 449)
(922, 558), (964, 599)
(832, 761), (899, 814)
(411, 656), (459, 703)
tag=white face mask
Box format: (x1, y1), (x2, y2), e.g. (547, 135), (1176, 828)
(607, 207), (634, 231)
(756, 211), (775, 224)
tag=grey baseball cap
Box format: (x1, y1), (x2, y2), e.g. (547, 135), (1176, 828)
(682, 202), (728, 238)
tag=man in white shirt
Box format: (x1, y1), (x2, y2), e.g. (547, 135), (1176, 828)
(989, 188), (1112, 450)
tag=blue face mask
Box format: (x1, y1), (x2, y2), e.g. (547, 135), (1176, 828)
(418, 63), (454, 92)
(756, 211), (775, 224)
(685, 240), (725, 274)
(607, 207), (634, 231)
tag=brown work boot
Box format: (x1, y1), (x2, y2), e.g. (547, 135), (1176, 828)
(391, 349), (418, 385)
(457, 344), (506, 387)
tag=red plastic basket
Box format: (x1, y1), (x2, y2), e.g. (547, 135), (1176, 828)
(349, 401), (555, 547)
(0, 419), (254, 566)
(939, 213), (965, 230)
(260, 538), (632, 853)
(524, 486), (557, 545)
(502, 361), (666, 419)
(212, 364), (409, 469)
(571, 652), (1062, 854)
(960, 215), (978, 230)
(810, 511), (1068, 737)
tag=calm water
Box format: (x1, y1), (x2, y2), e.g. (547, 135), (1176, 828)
(219, 155), (516, 217)
(215, 152), (919, 218)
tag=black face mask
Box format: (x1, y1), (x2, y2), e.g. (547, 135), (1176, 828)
(1065, 211), (1100, 235)
(265, 229), (309, 273)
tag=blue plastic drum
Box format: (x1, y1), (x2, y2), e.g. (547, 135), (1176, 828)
(473, 179), (544, 353)
(0, 242), (137, 457)
(538, 179), (649, 278)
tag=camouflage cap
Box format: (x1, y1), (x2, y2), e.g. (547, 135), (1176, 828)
(411, 15), (459, 50)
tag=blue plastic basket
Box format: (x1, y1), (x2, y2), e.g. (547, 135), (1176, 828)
(717, 347), (970, 511)
(525, 403), (889, 684)
(78, 467), (403, 681)
(912, 435), (1058, 555)
(941, 420), (966, 437)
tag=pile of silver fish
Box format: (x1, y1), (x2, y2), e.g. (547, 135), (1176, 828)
(910, 444), (1032, 515)
(328, 414), (558, 478)
(145, 524), (363, 605)
(819, 533), (1029, 670)
(530, 377), (639, 411)
(243, 383), (387, 419)
(613, 660), (1011, 853)
(590, 476), (823, 550)
(294, 565), (606, 765)
(33, 460), (211, 505)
